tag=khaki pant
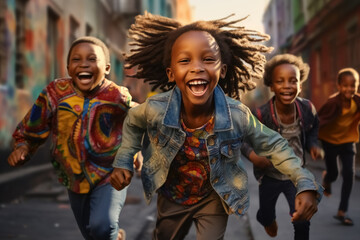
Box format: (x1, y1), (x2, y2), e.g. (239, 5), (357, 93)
(153, 191), (229, 240)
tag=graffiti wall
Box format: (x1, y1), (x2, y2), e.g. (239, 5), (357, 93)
(0, 0), (133, 150)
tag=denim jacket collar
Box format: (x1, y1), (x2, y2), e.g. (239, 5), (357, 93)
(163, 85), (232, 131)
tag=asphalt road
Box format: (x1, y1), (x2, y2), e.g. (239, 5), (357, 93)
(0, 172), (251, 240)
(0, 159), (359, 240)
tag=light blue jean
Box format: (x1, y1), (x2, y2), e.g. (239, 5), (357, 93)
(67, 183), (127, 240)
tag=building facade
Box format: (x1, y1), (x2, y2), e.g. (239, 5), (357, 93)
(0, 0), (145, 150)
(0, 0), (192, 150)
(263, 0), (360, 108)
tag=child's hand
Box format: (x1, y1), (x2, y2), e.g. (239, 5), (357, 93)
(310, 147), (324, 160)
(292, 190), (318, 222)
(134, 151), (143, 173)
(248, 151), (273, 169)
(110, 168), (133, 191)
(7, 145), (30, 167)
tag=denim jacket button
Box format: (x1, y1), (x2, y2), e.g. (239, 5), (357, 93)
(223, 193), (229, 200)
(212, 178), (219, 184)
(210, 157), (217, 164)
(208, 137), (215, 146)
(228, 148), (233, 156)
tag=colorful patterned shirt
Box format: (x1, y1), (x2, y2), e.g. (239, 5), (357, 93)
(159, 116), (214, 205)
(13, 78), (132, 193)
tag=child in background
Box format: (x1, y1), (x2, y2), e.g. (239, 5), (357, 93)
(110, 13), (322, 239)
(318, 68), (360, 226)
(7, 36), (134, 240)
(241, 54), (323, 239)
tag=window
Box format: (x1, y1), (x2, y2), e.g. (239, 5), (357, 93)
(69, 16), (79, 45)
(86, 23), (92, 36)
(47, 7), (59, 83)
(15, 0), (28, 88)
(0, 1), (6, 85)
(314, 48), (321, 85)
(328, 36), (337, 81)
(347, 23), (359, 68)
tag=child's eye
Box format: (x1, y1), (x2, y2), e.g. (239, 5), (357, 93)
(89, 58), (97, 62)
(71, 58), (80, 62)
(204, 57), (215, 62)
(178, 59), (189, 63)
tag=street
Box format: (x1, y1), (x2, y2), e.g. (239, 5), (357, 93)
(0, 170), (251, 240)
(0, 159), (359, 240)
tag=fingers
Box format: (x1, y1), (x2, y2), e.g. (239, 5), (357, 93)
(110, 168), (133, 191)
(310, 147), (324, 160)
(292, 191), (318, 222)
(310, 150), (316, 160)
(134, 152), (143, 172)
(292, 204), (317, 222)
(7, 146), (29, 167)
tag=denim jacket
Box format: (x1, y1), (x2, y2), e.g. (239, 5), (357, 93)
(113, 86), (322, 216)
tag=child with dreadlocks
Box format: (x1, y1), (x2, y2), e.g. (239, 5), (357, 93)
(110, 12), (322, 239)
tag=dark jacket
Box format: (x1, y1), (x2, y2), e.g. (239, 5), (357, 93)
(241, 96), (320, 181)
(318, 92), (360, 128)
(254, 96), (320, 159)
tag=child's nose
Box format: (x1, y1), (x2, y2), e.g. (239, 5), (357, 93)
(190, 62), (204, 73)
(283, 81), (291, 87)
(79, 60), (90, 67)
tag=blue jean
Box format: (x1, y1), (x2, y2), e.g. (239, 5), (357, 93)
(257, 176), (310, 240)
(321, 141), (356, 212)
(67, 183), (127, 240)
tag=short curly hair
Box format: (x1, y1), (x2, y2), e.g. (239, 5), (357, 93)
(337, 67), (359, 85)
(67, 36), (110, 65)
(125, 12), (272, 100)
(263, 54), (310, 87)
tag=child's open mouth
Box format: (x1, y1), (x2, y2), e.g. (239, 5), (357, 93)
(188, 80), (208, 96)
(280, 92), (294, 100)
(77, 72), (93, 84)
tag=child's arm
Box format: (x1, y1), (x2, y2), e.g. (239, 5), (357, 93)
(243, 107), (323, 220)
(306, 101), (323, 160)
(111, 102), (147, 190)
(241, 142), (272, 169)
(8, 89), (52, 166)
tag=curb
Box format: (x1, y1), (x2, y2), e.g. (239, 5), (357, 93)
(0, 163), (54, 203)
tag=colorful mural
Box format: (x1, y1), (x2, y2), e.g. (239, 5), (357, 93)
(0, 0), (134, 150)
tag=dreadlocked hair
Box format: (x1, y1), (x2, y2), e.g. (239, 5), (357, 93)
(125, 12), (272, 100)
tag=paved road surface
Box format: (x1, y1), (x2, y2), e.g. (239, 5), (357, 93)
(0, 172), (251, 240)
(0, 159), (359, 240)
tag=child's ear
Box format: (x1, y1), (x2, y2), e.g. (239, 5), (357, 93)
(166, 67), (175, 82)
(270, 84), (275, 92)
(105, 64), (111, 75)
(220, 64), (227, 79)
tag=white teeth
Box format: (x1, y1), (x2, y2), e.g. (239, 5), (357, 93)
(78, 72), (92, 77)
(188, 80), (207, 85)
